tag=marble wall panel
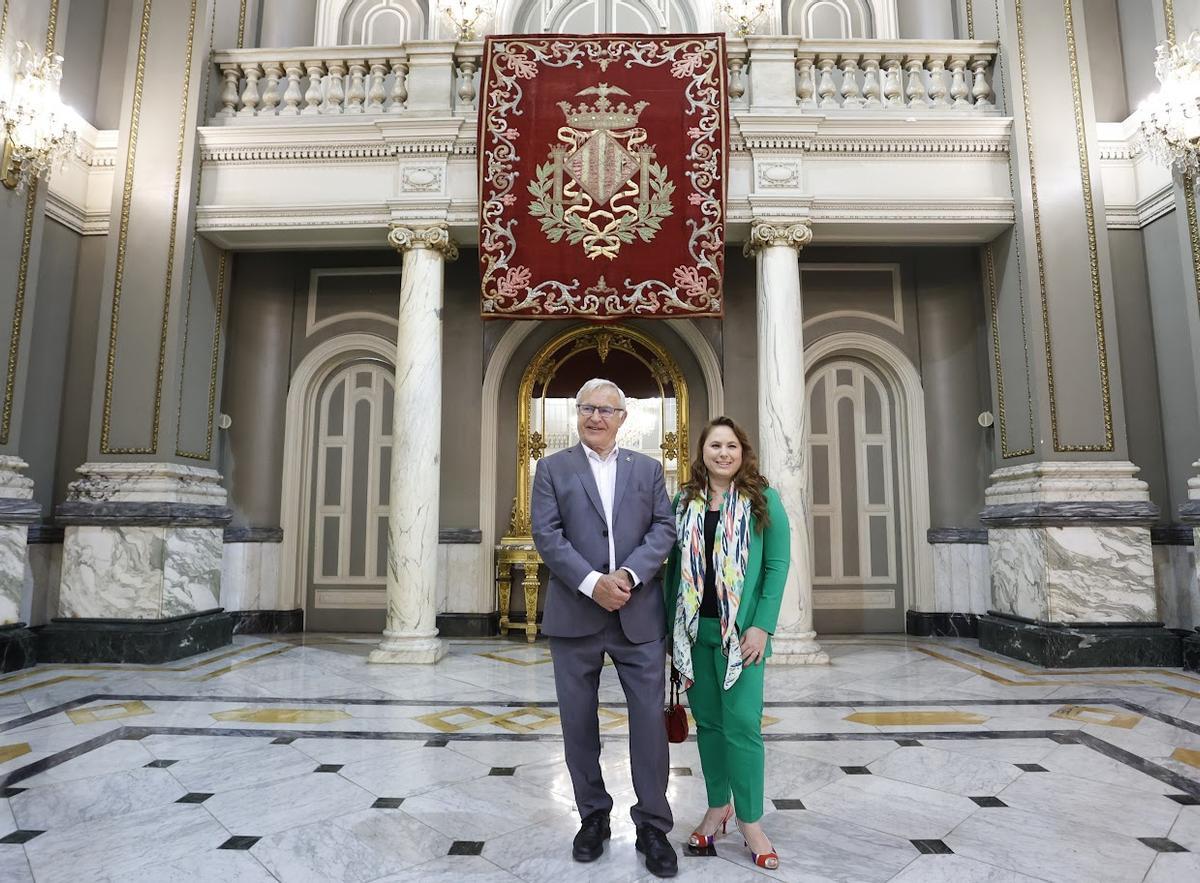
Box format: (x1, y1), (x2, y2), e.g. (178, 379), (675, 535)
(220, 542), (282, 612)
(0, 525), (25, 624)
(60, 525), (225, 620)
(991, 526), (1157, 624)
(1153, 543), (1199, 630)
(162, 529), (223, 617)
(989, 529), (1047, 621)
(931, 543), (990, 614)
(438, 544), (487, 615)
(22, 542), (62, 626)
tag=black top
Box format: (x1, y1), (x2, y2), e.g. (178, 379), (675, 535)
(701, 508), (720, 618)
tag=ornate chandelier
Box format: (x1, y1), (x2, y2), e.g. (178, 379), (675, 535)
(443, 0), (491, 41)
(719, 0), (770, 38)
(0, 41), (78, 191)
(1138, 30), (1200, 179)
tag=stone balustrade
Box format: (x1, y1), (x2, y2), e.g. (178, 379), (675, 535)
(208, 37), (998, 123)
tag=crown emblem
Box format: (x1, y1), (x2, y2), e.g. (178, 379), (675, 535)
(558, 83), (648, 131)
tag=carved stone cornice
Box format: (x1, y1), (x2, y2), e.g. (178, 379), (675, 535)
(387, 223), (459, 260)
(743, 221), (813, 257)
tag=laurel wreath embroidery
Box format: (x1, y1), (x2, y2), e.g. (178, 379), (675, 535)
(527, 159), (675, 260)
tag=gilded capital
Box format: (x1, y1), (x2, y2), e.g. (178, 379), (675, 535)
(387, 224), (459, 261)
(743, 221), (813, 257)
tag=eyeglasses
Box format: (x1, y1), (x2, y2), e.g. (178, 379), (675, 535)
(576, 404), (625, 419)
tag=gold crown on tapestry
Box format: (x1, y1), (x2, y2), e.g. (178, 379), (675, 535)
(558, 83), (648, 131)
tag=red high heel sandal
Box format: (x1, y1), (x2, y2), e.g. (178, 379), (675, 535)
(738, 821), (779, 870)
(687, 804), (733, 849)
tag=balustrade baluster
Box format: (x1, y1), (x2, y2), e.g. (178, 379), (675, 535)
(388, 59), (409, 112)
(237, 64), (261, 116)
(795, 55), (817, 109)
(324, 60), (346, 113)
(259, 63), (283, 117)
(281, 63), (304, 115)
(839, 57), (865, 108)
(218, 63), (241, 117)
(882, 57), (903, 107)
(302, 61), (325, 114)
(728, 57), (746, 100)
(345, 60), (367, 113)
(904, 57), (928, 108)
(861, 56), (882, 108)
(971, 57), (993, 107)
(817, 56), (838, 109)
(949, 56), (970, 107)
(456, 57), (478, 110)
(928, 56), (950, 108)
(367, 59), (388, 112)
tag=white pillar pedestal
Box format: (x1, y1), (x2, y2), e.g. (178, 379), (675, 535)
(1186, 460), (1200, 593)
(747, 221), (828, 665)
(370, 224), (457, 665)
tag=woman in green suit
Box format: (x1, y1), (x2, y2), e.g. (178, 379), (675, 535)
(664, 416), (788, 870)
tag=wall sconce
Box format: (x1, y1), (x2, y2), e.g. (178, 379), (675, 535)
(1138, 30), (1200, 179)
(443, 0), (492, 41)
(0, 41), (78, 192)
(719, 0), (770, 38)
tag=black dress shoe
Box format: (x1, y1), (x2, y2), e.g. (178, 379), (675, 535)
(635, 824), (678, 878)
(572, 810), (611, 862)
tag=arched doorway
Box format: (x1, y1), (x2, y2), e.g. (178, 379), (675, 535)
(496, 323), (691, 639)
(804, 333), (934, 633)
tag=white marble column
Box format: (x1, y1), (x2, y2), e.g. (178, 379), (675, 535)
(369, 224), (457, 665)
(747, 221), (829, 665)
(1187, 460), (1200, 598)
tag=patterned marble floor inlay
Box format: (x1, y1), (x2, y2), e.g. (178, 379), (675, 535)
(1, 633), (1199, 882)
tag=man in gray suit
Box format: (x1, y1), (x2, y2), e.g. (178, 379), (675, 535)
(532, 378), (678, 877)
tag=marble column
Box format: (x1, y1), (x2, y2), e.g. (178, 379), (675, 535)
(1185, 460), (1200, 596)
(746, 221), (828, 665)
(369, 224), (457, 665)
(0, 458), (39, 626)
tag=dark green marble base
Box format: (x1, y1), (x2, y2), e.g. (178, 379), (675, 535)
(230, 609), (304, 635)
(35, 610), (234, 664)
(906, 611), (979, 638)
(0, 623), (35, 672)
(435, 613), (499, 637)
(978, 613), (1182, 668)
(1183, 633), (1200, 674)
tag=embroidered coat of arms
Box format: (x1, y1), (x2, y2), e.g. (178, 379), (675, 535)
(478, 35), (728, 319)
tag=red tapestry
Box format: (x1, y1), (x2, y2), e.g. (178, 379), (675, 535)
(478, 34), (728, 319)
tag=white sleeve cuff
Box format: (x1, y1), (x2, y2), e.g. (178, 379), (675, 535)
(621, 567), (640, 587)
(578, 570), (602, 598)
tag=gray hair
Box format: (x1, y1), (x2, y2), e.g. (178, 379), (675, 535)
(575, 378), (627, 409)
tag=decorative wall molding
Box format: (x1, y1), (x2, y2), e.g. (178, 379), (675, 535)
(305, 267), (402, 335)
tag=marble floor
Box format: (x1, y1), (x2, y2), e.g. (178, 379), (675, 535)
(1, 634), (1199, 882)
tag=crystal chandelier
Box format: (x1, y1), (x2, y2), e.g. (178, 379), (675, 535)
(1138, 30), (1200, 179)
(719, 0), (770, 38)
(443, 0), (491, 41)
(0, 41), (78, 191)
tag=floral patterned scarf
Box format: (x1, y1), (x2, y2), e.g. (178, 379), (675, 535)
(672, 486), (753, 690)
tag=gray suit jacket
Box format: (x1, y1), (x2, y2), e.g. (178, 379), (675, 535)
(532, 444), (676, 643)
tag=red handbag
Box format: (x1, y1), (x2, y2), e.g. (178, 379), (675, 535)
(665, 668), (689, 743)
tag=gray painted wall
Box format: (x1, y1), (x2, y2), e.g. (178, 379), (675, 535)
(1108, 228), (1170, 517)
(21, 220), (80, 516)
(1116, 0), (1161, 113)
(1142, 214), (1200, 517)
(1084, 0), (1131, 122)
(259, 0), (318, 46)
(897, 0), (956, 39)
(54, 235), (107, 503)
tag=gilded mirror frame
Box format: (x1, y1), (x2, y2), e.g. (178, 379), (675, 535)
(505, 324), (690, 539)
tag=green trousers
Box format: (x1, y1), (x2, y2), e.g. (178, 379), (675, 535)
(686, 617), (766, 822)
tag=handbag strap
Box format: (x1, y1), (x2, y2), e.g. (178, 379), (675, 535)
(669, 667), (680, 706)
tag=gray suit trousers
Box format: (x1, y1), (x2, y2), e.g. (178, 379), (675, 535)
(550, 612), (672, 832)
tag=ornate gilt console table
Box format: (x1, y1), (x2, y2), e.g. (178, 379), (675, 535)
(495, 539), (542, 642)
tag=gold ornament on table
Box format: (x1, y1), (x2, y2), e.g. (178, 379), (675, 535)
(0, 41), (79, 191)
(1138, 30), (1200, 179)
(443, 0), (491, 41)
(719, 0), (769, 38)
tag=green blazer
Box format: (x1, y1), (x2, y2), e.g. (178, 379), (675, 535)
(663, 486), (791, 656)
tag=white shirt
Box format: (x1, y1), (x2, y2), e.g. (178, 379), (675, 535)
(577, 444), (640, 598)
